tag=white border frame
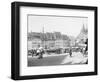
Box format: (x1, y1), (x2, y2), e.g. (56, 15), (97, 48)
(20, 6), (95, 76)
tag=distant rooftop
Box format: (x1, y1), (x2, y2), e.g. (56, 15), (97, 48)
(28, 32), (70, 41)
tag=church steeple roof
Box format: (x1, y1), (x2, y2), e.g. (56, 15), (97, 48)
(80, 24), (88, 34)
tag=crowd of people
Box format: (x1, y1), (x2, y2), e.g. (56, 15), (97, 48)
(28, 47), (45, 59)
(28, 39), (88, 59)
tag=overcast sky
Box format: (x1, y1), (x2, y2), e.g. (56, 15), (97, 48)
(28, 15), (88, 37)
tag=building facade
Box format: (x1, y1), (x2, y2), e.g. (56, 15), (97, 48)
(28, 32), (70, 50)
(28, 38), (42, 49)
(76, 24), (88, 48)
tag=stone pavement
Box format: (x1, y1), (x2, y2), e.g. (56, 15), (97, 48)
(28, 52), (88, 66)
(61, 52), (88, 64)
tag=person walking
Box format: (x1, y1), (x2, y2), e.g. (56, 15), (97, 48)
(38, 47), (44, 59)
(69, 48), (72, 57)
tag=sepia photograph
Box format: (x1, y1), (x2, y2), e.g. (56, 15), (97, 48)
(27, 14), (88, 67)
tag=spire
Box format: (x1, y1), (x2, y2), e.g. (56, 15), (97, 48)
(76, 23), (88, 41)
(81, 24), (85, 33)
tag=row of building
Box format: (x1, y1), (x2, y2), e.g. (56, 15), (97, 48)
(28, 24), (88, 50)
(28, 32), (70, 50)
